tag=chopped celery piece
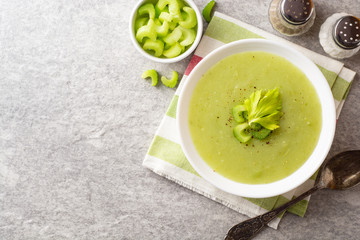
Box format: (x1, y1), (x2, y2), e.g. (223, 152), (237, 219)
(164, 41), (184, 51)
(159, 12), (173, 23)
(233, 123), (251, 143)
(136, 19), (156, 43)
(202, 0), (215, 23)
(135, 17), (149, 31)
(232, 104), (246, 123)
(168, 21), (177, 30)
(179, 26), (196, 46)
(163, 42), (183, 58)
(161, 71), (179, 88)
(243, 111), (248, 120)
(155, 20), (169, 37)
(171, 11), (183, 23)
(251, 128), (271, 140)
(157, 0), (181, 17)
(179, 7), (197, 29)
(143, 39), (164, 57)
(176, 0), (185, 10)
(141, 69), (158, 86)
(138, 3), (155, 20)
(163, 27), (182, 45)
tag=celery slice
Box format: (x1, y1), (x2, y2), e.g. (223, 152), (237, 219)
(143, 39), (164, 57)
(233, 123), (251, 143)
(135, 17), (149, 31)
(202, 0), (215, 23)
(161, 71), (179, 88)
(177, 0), (185, 10)
(178, 26), (196, 46)
(159, 12), (173, 23)
(251, 128), (271, 140)
(157, 0), (181, 17)
(164, 42), (184, 52)
(232, 104), (246, 123)
(168, 21), (177, 30)
(179, 7), (197, 29)
(163, 42), (183, 58)
(138, 3), (155, 20)
(155, 20), (169, 37)
(141, 69), (158, 86)
(163, 27), (182, 45)
(136, 19), (157, 43)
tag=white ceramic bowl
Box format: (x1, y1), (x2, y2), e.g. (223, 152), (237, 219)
(177, 39), (336, 198)
(129, 0), (203, 63)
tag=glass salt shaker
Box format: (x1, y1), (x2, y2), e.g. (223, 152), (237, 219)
(269, 0), (316, 36)
(319, 13), (360, 59)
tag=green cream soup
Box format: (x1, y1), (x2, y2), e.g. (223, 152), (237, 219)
(188, 51), (322, 184)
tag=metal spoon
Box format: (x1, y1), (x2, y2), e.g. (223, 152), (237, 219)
(225, 150), (360, 240)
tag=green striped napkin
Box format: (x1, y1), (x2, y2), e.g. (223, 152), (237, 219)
(143, 12), (356, 229)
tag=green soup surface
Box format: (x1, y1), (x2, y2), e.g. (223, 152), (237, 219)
(188, 51), (322, 184)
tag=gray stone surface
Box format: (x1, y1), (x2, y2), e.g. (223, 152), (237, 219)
(0, 0), (359, 239)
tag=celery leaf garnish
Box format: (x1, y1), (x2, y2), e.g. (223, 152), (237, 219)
(246, 88), (283, 130)
(232, 88), (283, 143)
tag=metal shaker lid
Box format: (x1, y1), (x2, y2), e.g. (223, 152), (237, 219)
(280, 0), (314, 25)
(333, 15), (360, 49)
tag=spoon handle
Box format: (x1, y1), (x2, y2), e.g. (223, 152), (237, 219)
(225, 185), (321, 240)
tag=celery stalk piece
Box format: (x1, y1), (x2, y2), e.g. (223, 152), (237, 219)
(159, 12), (173, 23)
(135, 17), (149, 31)
(202, 0), (215, 23)
(143, 39), (165, 57)
(232, 104), (246, 123)
(156, 0), (181, 17)
(163, 27), (182, 45)
(168, 21), (177, 30)
(251, 128), (271, 140)
(163, 43), (183, 58)
(179, 7), (197, 29)
(141, 69), (158, 86)
(178, 26), (196, 46)
(172, 0), (184, 22)
(233, 123), (251, 143)
(136, 19), (157, 43)
(161, 71), (179, 88)
(155, 20), (170, 37)
(164, 42), (184, 52)
(171, 10), (183, 23)
(176, 0), (185, 10)
(138, 3), (156, 20)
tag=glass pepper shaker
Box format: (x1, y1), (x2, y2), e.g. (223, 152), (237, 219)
(319, 13), (360, 59)
(269, 0), (316, 36)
